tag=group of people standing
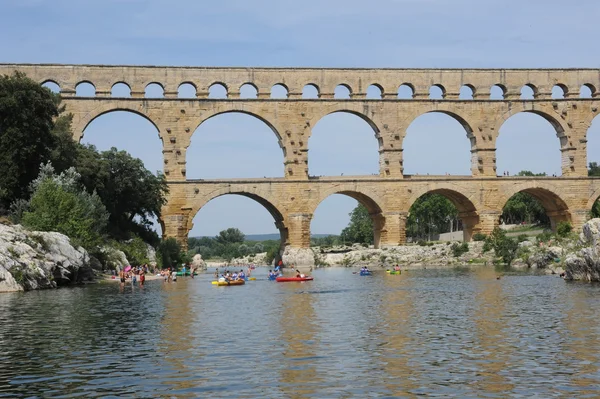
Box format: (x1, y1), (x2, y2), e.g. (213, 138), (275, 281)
(118, 264), (149, 287)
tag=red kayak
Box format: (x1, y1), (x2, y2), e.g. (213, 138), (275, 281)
(275, 276), (314, 282)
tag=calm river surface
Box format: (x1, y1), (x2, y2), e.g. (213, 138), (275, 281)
(1, 267), (600, 398)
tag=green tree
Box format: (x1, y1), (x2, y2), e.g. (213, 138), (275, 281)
(74, 146), (168, 243)
(0, 72), (59, 210)
(20, 164), (109, 249)
(157, 238), (184, 269)
(485, 228), (519, 266)
(340, 204), (373, 245)
(501, 192), (549, 226)
(406, 194), (458, 241)
(215, 228), (245, 245)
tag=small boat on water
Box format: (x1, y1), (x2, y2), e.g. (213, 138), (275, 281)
(211, 279), (246, 286)
(176, 271), (198, 276)
(275, 276), (314, 282)
(386, 270), (401, 275)
(359, 270), (372, 276)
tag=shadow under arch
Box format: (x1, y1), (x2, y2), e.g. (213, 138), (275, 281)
(310, 189), (385, 248)
(188, 191), (289, 257)
(500, 183), (571, 230)
(407, 185), (480, 241)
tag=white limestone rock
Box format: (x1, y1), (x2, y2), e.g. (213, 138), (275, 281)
(0, 224), (93, 292)
(192, 253), (207, 270)
(282, 247), (315, 271)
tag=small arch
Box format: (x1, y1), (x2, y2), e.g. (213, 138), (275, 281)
(459, 85), (474, 100)
(334, 84), (352, 99)
(41, 80), (60, 94)
(111, 82), (131, 98)
(145, 82), (164, 98)
(366, 84), (383, 99)
(429, 84), (446, 99)
(580, 84), (596, 99)
(271, 84), (289, 99)
(407, 188), (479, 242)
(520, 84), (537, 100)
(552, 84), (568, 99)
(302, 84), (319, 99)
(490, 84), (506, 100)
(178, 83), (197, 99)
(240, 83), (258, 99)
(209, 83), (228, 99)
(398, 83), (414, 99)
(311, 190), (384, 248)
(500, 185), (570, 231)
(76, 81), (96, 97)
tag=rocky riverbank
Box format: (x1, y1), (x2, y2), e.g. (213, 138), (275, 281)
(0, 223), (151, 292)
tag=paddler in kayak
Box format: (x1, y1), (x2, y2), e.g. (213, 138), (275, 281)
(238, 269), (246, 280)
(394, 264), (401, 272)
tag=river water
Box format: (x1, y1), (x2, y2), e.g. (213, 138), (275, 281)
(1, 267), (599, 398)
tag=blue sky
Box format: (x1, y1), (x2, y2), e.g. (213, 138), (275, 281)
(3, 0), (600, 237)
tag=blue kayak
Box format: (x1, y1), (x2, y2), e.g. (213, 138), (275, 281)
(359, 271), (372, 276)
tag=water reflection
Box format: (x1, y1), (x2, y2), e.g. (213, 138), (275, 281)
(278, 284), (321, 398)
(562, 284), (600, 396)
(472, 267), (514, 395)
(1, 268), (600, 398)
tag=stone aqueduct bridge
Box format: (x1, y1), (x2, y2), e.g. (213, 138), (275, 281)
(4, 63), (600, 255)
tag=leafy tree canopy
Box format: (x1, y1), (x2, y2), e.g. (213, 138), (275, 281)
(340, 204), (374, 245)
(0, 72), (59, 210)
(215, 227), (245, 245)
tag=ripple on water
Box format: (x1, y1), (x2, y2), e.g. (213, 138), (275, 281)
(0, 268), (600, 397)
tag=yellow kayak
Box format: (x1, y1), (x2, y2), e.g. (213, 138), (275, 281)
(211, 279), (246, 286)
(386, 270), (402, 275)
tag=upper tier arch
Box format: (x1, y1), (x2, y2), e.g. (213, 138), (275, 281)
(4, 63), (599, 101)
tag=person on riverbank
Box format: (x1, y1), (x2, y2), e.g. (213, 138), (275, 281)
(171, 269), (177, 282)
(140, 270), (146, 286)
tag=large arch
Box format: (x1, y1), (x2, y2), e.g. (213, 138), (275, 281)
(308, 110), (380, 176)
(406, 185), (480, 241)
(496, 111), (564, 176)
(498, 182), (571, 230)
(310, 189), (385, 248)
(80, 109), (164, 174)
(186, 111), (284, 179)
(402, 111), (474, 176)
(187, 192), (289, 263)
(81, 109), (165, 236)
(587, 114), (600, 173)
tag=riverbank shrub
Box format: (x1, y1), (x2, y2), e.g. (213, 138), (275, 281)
(473, 233), (487, 241)
(484, 228), (519, 266)
(557, 221), (572, 237)
(20, 164), (109, 250)
(451, 242), (469, 257)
